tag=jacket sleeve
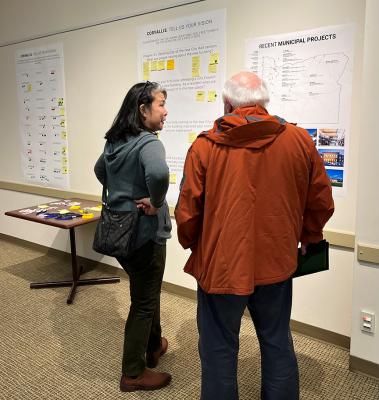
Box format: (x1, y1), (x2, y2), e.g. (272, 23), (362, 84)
(300, 145), (335, 243)
(140, 140), (169, 208)
(94, 153), (106, 185)
(175, 143), (206, 249)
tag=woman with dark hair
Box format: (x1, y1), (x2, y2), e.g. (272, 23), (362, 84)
(94, 81), (172, 392)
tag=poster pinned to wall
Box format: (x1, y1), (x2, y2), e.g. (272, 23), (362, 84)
(138, 9), (226, 206)
(246, 24), (354, 196)
(16, 43), (69, 189)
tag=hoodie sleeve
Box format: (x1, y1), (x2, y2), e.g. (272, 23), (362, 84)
(139, 139), (169, 208)
(94, 153), (106, 185)
(175, 140), (208, 249)
(300, 145), (335, 244)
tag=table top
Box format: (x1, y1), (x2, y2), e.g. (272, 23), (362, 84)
(5, 198), (102, 229)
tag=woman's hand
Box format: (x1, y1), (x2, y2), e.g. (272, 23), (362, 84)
(135, 198), (159, 215)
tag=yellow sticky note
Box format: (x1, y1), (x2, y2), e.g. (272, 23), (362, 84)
(192, 56), (200, 77)
(157, 60), (165, 71)
(192, 69), (200, 78)
(210, 52), (219, 65)
(60, 119), (65, 127)
(150, 60), (158, 71)
(58, 98), (64, 106)
(27, 83), (32, 92)
(208, 63), (217, 74)
(62, 156), (68, 165)
(169, 173), (177, 184)
(62, 147), (67, 156)
(196, 91), (205, 101)
(38, 204), (49, 209)
(143, 61), (150, 81)
(59, 209), (70, 214)
(61, 131), (67, 140)
(59, 107), (65, 116)
(188, 132), (197, 143)
(166, 59), (175, 70)
(89, 205), (102, 212)
(62, 166), (68, 174)
(208, 90), (217, 102)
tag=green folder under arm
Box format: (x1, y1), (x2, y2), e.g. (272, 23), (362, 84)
(293, 239), (329, 278)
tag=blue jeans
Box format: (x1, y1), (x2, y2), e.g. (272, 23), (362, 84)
(197, 278), (299, 400)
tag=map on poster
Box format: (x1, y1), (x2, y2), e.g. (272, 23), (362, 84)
(138, 9), (226, 206)
(246, 24), (354, 196)
(15, 43), (69, 189)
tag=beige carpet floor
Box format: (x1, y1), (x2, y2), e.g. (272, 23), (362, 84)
(0, 237), (378, 400)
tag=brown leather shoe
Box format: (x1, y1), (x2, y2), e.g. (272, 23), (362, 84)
(146, 337), (168, 368)
(120, 368), (171, 392)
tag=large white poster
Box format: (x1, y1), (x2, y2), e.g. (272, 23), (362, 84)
(138, 9), (226, 206)
(16, 43), (69, 189)
(246, 24), (354, 196)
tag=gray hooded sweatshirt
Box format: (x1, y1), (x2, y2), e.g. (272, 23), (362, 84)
(94, 131), (171, 249)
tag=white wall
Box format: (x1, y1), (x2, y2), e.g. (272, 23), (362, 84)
(350, 0), (379, 365)
(1, 0), (377, 364)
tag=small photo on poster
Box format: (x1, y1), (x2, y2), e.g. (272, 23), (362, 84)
(318, 149), (344, 167)
(318, 128), (345, 147)
(326, 168), (344, 187)
(305, 128), (317, 146)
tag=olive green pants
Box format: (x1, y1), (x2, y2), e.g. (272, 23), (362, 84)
(118, 240), (166, 376)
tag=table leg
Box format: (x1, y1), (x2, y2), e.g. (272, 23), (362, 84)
(30, 227), (120, 304)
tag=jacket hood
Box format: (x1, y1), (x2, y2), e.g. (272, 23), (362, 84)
(203, 105), (287, 149)
(103, 131), (156, 174)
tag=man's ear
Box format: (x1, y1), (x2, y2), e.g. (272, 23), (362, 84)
(224, 101), (233, 114)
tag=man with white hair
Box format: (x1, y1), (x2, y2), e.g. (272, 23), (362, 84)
(175, 71), (334, 400)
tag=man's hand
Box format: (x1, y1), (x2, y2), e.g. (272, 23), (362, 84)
(135, 198), (159, 216)
(300, 243), (308, 256)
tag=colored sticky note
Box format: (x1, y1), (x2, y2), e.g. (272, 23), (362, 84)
(192, 56), (200, 77)
(59, 107), (65, 116)
(210, 52), (219, 64)
(62, 147), (67, 156)
(61, 131), (67, 140)
(38, 204), (49, 209)
(169, 173), (177, 184)
(166, 59), (175, 70)
(208, 91), (217, 102)
(58, 98), (64, 106)
(26, 83), (32, 92)
(89, 205), (102, 212)
(188, 132), (197, 143)
(143, 61), (150, 81)
(58, 209), (70, 214)
(60, 119), (65, 127)
(62, 166), (68, 174)
(208, 63), (217, 74)
(157, 60), (165, 71)
(196, 91), (205, 101)
(151, 60), (158, 71)
(62, 156), (68, 165)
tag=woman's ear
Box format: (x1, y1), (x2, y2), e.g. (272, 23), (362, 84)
(139, 104), (146, 119)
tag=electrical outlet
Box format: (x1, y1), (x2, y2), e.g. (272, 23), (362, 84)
(361, 311), (375, 333)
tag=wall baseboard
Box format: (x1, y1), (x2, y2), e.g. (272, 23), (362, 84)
(349, 355), (379, 380)
(2, 232), (378, 380)
(290, 320), (350, 350)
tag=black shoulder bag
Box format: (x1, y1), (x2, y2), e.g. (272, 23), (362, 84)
(92, 176), (139, 259)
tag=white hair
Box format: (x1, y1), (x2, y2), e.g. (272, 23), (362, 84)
(222, 78), (270, 109)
